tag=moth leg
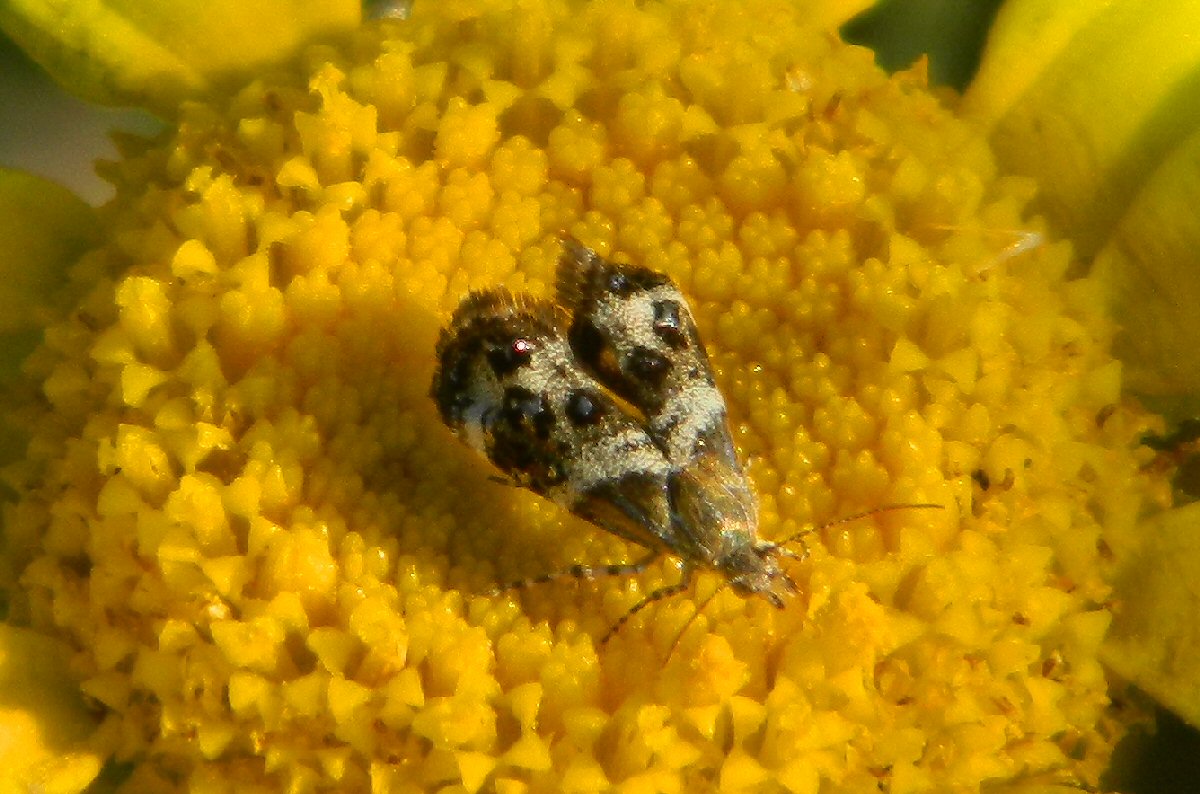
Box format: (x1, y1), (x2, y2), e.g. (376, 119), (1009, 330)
(488, 551), (659, 596)
(600, 563), (694, 645)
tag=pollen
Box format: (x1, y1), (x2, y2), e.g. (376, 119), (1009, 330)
(1, 0), (1168, 790)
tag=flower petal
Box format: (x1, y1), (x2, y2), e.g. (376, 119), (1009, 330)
(0, 0), (361, 114)
(0, 169), (100, 464)
(0, 169), (99, 337)
(1103, 503), (1200, 727)
(965, 0), (1200, 397)
(969, 0), (1200, 735)
(0, 625), (102, 794)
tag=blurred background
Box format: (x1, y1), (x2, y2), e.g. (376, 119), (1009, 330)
(0, 27), (158, 203)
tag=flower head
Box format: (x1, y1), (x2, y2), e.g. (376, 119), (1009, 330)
(0, 0), (1172, 790)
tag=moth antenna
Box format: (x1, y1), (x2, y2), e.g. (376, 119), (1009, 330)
(777, 502), (944, 547)
(600, 565), (694, 645)
(488, 552), (658, 597)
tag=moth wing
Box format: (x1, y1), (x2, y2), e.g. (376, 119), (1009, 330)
(556, 238), (744, 474)
(431, 288), (573, 497)
(573, 474), (682, 555)
(668, 445), (758, 559)
(432, 284), (684, 554)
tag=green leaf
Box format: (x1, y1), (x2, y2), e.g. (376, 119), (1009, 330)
(807, 0), (880, 31)
(0, 0), (361, 116)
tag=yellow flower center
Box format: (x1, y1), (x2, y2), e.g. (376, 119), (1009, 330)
(2, 0), (1168, 789)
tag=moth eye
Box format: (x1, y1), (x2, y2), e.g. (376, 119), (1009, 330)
(628, 346), (671, 384)
(651, 299), (685, 348)
(501, 386), (555, 439)
(487, 336), (535, 377)
(565, 389), (607, 426)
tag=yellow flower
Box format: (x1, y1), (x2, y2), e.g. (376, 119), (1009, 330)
(967, 0), (1200, 401)
(0, 625), (104, 792)
(0, 0), (1184, 791)
(966, 0), (1200, 747)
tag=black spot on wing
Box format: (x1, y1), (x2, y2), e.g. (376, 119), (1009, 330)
(491, 387), (566, 492)
(627, 346), (671, 385)
(501, 386), (555, 440)
(432, 349), (474, 424)
(565, 389), (606, 426)
(606, 269), (634, 296)
(569, 317), (606, 368)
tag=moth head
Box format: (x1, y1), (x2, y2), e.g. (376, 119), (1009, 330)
(721, 542), (797, 608)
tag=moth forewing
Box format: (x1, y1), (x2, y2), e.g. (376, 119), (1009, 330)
(430, 287), (681, 555)
(556, 239), (790, 601)
(667, 441), (796, 603)
(556, 239), (743, 463)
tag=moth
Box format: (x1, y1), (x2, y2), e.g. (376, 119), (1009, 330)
(431, 238), (934, 642)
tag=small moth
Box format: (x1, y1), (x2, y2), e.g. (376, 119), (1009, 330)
(431, 238), (935, 641)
